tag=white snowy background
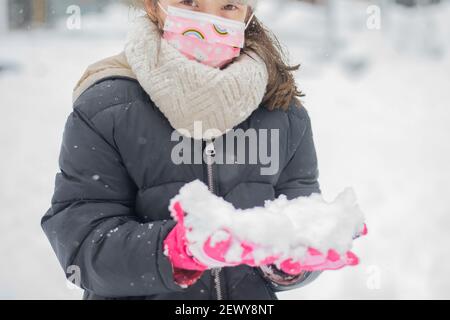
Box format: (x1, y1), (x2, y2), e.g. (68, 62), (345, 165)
(0, 0), (449, 299)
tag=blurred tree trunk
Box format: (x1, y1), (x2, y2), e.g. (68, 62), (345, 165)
(7, 0), (30, 29)
(32, 0), (47, 27)
(395, 0), (441, 6)
(0, 0), (8, 32)
(324, 0), (338, 59)
(299, 0), (324, 3)
(380, 0), (391, 33)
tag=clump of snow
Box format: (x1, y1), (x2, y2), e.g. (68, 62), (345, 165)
(169, 180), (366, 265)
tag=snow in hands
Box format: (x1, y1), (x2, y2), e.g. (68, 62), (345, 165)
(167, 179), (367, 271)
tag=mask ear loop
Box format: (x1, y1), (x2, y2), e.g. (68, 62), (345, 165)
(245, 12), (255, 30)
(157, 1), (168, 16)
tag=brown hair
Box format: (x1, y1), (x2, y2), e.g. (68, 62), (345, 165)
(242, 8), (304, 111)
(140, 1), (304, 111)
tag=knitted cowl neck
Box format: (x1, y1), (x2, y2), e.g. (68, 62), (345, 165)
(124, 15), (269, 141)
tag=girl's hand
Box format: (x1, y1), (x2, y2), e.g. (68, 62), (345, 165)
(277, 248), (359, 275)
(166, 197), (368, 280)
(277, 223), (368, 275)
(163, 201), (208, 287)
(201, 230), (280, 267)
(166, 200), (280, 269)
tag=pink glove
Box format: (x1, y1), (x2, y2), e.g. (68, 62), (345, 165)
(202, 229), (280, 267)
(203, 234), (358, 275)
(163, 201), (208, 287)
(166, 199), (368, 279)
(277, 223), (369, 275)
(166, 201), (279, 269)
(164, 201), (265, 285)
(204, 223), (368, 275)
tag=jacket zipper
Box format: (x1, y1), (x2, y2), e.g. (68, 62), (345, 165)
(204, 139), (224, 300)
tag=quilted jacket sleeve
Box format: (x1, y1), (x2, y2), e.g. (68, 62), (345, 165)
(41, 105), (185, 298)
(259, 103), (323, 292)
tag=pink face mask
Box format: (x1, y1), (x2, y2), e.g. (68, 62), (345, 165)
(157, 2), (254, 68)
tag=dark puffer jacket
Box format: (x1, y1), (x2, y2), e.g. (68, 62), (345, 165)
(41, 76), (322, 300)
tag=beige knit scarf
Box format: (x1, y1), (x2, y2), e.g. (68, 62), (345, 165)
(124, 16), (269, 140)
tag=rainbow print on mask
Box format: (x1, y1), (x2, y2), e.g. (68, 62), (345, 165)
(182, 29), (205, 40)
(213, 24), (229, 36)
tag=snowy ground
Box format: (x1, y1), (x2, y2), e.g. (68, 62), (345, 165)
(0, 0), (449, 299)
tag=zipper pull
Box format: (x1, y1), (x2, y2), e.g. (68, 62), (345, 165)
(205, 140), (216, 157)
(204, 139), (216, 165)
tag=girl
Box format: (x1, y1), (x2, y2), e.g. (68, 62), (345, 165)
(41, 0), (322, 300)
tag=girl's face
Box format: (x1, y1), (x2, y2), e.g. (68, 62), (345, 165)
(145, 0), (249, 24)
